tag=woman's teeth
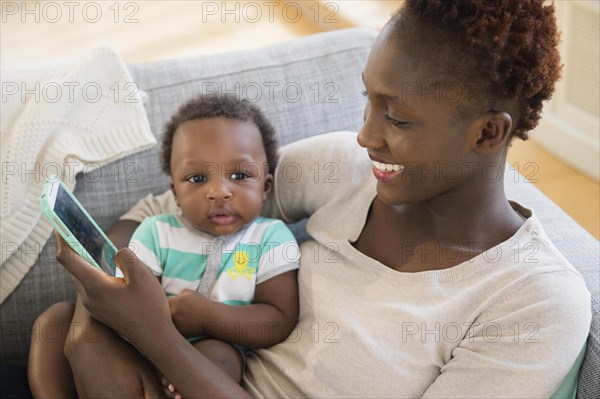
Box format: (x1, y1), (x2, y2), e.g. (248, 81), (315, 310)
(373, 161), (404, 172)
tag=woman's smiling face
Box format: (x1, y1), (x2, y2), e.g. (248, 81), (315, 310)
(357, 25), (489, 207)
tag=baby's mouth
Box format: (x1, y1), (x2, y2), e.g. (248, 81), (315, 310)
(208, 209), (237, 225)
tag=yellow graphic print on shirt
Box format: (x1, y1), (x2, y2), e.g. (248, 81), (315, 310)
(228, 250), (255, 280)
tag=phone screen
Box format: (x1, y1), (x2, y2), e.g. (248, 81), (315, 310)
(54, 184), (117, 275)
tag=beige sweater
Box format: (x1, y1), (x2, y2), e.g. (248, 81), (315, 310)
(122, 132), (591, 398)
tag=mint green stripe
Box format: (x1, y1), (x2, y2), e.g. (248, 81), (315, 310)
(263, 221), (296, 243)
(131, 220), (157, 248)
(153, 213), (183, 228)
(222, 299), (252, 306)
(161, 249), (208, 281)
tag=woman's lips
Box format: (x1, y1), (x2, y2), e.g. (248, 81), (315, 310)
(371, 160), (404, 183)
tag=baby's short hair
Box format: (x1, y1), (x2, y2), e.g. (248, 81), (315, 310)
(161, 94), (278, 175)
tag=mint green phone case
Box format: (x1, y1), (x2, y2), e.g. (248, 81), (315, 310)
(40, 175), (121, 276)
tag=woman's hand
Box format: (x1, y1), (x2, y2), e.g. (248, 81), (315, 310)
(55, 231), (172, 352)
(56, 228), (250, 398)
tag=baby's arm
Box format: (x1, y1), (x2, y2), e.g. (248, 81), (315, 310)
(169, 269), (298, 348)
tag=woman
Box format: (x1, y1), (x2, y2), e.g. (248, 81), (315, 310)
(30, 0), (591, 397)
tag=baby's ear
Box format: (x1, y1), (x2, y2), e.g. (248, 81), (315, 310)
(473, 111), (513, 155)
(263, 173), (274, 202)
(170, 182), (180, 206)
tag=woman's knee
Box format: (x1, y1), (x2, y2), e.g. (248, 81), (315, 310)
(28, 302), (77, 399)
(30, 302), (75, 348)
(34, 302), (76, 324)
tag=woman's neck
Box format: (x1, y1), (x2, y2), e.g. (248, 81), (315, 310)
(381, 177), (525, 248)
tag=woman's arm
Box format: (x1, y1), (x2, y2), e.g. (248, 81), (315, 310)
(107, 219), (142, 249)
(56, 233), (250, 398)
(420, 272), (591, 398)
(63, 219), (170, 397)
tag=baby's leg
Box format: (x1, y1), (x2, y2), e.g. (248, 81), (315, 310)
(192, 339), (244, 383)
(28, 302), (77, 399)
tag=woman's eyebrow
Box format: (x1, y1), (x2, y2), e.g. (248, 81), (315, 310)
(362, 73), (418, 112)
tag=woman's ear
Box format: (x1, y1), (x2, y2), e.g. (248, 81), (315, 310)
(263, 173), (274, 202)
(473, 111), (513, 155)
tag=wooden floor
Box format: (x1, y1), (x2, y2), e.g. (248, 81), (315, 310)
(2, 0), (598, 239)
(508, 139), (599, 239)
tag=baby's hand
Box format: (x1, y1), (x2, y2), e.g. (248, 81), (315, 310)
(168, 289), (210, 337)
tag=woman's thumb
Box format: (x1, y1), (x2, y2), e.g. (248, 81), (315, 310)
(114, 247), (141, 280)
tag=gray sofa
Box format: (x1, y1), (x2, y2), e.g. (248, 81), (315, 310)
(1, 28), (598, 398)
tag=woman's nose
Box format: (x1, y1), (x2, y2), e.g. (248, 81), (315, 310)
(357, 110), (387, 150)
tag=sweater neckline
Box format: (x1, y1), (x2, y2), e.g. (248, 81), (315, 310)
(341, 215), (540, 284)
(341, 183), (540, 284)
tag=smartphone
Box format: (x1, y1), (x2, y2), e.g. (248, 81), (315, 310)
(40, 175), (123, 277)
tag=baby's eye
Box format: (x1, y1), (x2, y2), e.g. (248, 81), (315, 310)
(187, 175), (206, 183)
(230, 172), (249, 181)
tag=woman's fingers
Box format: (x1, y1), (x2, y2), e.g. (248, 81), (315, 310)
(54, 231), (108, 287)
(55, 229), (174, 355)
(114, 246), (144, 281)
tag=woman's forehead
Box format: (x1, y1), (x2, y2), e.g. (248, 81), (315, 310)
(368, 24), (485, 99)
(365, 32), (434, 91)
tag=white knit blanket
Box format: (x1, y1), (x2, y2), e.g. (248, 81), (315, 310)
(0, 47), (156, 303)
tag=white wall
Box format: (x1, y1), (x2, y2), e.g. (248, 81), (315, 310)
(533, 1), (600, 181)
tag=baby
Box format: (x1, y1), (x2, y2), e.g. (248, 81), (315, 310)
(129, 94), (300, 384)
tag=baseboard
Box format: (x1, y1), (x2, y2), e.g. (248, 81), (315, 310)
(532, 114), (600, 181)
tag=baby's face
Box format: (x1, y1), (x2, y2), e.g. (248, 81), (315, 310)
(170, 117), (272, 236)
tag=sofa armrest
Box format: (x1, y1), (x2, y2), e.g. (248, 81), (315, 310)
(505, 167), (599, 399)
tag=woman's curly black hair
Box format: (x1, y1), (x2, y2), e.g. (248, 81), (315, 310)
(160, 94), (278, 176)
(390, 0), (562, 140)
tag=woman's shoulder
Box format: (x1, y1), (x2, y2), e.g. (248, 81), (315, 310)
(120, 191), (178, 223)
(280, 131), (363, 157)
(271, 131), (374, 222)
(278, 131), (371, 178)
(477, 209), (591, 323)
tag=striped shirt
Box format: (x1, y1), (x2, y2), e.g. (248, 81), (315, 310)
(129, 213), (300, 305)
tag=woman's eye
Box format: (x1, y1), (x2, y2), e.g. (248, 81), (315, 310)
(230, 172), (248, 181)
(385, 114), (410, 128)
(361, 90), (368, 97)
(187, 175), (206, 183)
